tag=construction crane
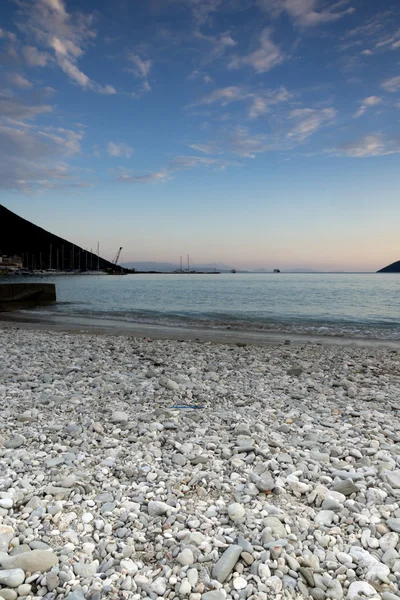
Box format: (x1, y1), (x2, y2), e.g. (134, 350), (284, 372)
(113, 247), (123, 265)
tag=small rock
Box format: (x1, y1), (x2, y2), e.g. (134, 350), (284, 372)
(0, 568), (25, 588)
(227, 503), (245, 521)
(212, 545), (242, 583)
(177, 548), (195, 566)
(233, 576), (247, 590)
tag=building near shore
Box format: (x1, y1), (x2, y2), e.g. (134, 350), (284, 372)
(0, 254), (23, 268)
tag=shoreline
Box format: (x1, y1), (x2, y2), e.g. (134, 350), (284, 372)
(1, 310), (400, 349)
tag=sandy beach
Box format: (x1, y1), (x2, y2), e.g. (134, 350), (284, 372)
(0, 324), (400, 600)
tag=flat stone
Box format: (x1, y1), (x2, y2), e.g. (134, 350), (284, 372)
(65, 590), (85, 600)
(0, 568), (25, 588)
(387, 518), (400, 533)
(315, 510), (335, 527)
(0, 590), (18, 600)
(148, 500), (171, 516)
(4, 435), (25, 449)
(177, 548), (194, 566)
(263, 516), (287, 539)
(332, 480), (359, 496)
(45, 572), (60, 591)
(202, 592), (226, 600)
(227, 503), (245, 521)
(233, 576), (247, 590)
(110, 410), (129, 423)
(0, 526), (14, 553)
(385, 469), (400, 489)
(73, 560), (99, 578)
(2, 550), (58, 573)
(212, 544), (242, 583)
(347, 581), (378, 600)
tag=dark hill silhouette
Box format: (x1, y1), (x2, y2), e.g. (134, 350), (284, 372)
(0, 204), (123, 272)
(377, 261), (400, 273)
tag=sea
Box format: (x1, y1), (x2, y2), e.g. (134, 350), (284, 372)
(12, 272), (400, 340)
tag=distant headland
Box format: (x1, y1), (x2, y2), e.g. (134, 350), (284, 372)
(377, 261), (400, 273)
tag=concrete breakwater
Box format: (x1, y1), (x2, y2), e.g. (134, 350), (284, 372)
(0, 283), (56, 309)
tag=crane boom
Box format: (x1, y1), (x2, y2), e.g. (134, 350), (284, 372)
(113, 247), (123, 265)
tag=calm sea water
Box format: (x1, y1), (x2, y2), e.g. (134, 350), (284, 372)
(14, 273), (400, 339)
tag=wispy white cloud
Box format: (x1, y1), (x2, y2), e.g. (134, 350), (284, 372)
(0, 119), (85, 192)
(194, 86), (248, 106)
(192, 85), (291, 117)
(128, 54), (152, 78)
(381, 75), (400, 92)
(259, 0), (355, 27)
(115, 152), (234, 184)
(353, 95), (382, 118)
(127, 53), (152, 93)
(22, 45), (50, 66)
(229, 28), (283, 73)
(9, 73), (33, 89)
(0, 95), (52, 120)
(248, 87), (291, 117)
(116, 167), (170, 184)
(287, 107), (336, 140)
(107, 142), (133, 158)
(334, 134), (400, 157)
(16, 0), (116, 94)
(181, 0), (224, 28)
(193, 30), (237, 69)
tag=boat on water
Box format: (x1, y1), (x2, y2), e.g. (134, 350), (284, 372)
(273, 269), (281, 273)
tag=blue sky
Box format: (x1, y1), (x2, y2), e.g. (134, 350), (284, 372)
(1, 0), (400, 271)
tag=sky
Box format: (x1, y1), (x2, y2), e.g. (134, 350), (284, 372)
(1, 0), (400, 271)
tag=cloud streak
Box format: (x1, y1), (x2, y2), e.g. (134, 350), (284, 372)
(353, 96), (382, 118)
(335, 134), (400, 157)
(229, 28), (284, 73)
(259, 0), (355, 27)
(108, 142), (133, 158)
(287, 107), (336, 140)
(115, 153), (234, 184)
(381, 75), (400, 92)
(16, 0), (116, 94)
(192, 85), (291, 117)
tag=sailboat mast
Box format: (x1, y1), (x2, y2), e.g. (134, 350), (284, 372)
(97, 242), (99, 270)
(187, 254), (189, 272)
(62, 245), (64, 271)
(49, 244), (52, 270)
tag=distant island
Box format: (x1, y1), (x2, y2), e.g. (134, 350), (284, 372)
(377, 260), (400, 273)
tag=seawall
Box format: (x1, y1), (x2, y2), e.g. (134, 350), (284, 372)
(0, 283), (56, 309)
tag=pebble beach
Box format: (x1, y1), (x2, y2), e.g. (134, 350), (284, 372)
(0, 326), (400, 600)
